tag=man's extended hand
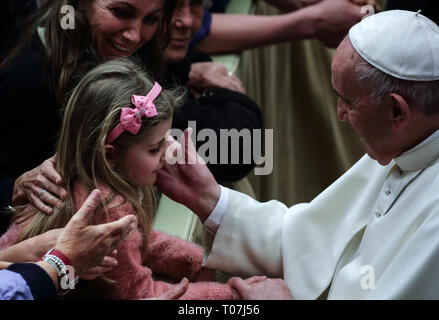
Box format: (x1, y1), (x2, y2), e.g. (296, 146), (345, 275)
(155, 128), (221, 221)
(228, 276), (294, 300)
(54, 189), (137, 275)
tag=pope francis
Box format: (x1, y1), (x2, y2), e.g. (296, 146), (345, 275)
(156, 10), (439, 300)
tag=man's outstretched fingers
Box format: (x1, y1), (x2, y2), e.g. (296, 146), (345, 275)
(182, 127), (205, 165)
(244, 276), (267, 285)
(227, 277), (249, 292)
(106, 214), (137, 240)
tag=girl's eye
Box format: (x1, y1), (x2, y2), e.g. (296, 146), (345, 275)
(149, 140), (165, 154)
(111, 8), (134, 20)
(149, 148), (160, 154)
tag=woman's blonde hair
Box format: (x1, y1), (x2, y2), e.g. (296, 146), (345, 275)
(0, 0), (176, 104)
(14, 58), (184, 262)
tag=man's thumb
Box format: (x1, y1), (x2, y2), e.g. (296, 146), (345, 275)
(71, 189), (101, 225)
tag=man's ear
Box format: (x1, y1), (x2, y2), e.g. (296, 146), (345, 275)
(389, 93), (411, 132)
(105, 144), (117, 167)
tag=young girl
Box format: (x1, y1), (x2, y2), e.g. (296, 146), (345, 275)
(0, 58), (239, 300)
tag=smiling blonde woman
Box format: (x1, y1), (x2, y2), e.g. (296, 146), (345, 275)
(0, 0), (177, 217)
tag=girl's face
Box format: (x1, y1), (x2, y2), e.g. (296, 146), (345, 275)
(82, 0), (164, 60)
(115, 117), (172, 187)
(163, 0), (204, 62)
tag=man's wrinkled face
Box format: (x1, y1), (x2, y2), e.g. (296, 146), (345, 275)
(331, 37), (395, 165)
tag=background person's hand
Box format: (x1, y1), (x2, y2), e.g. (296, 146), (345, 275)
(187, 62), (245, 98)
(351, 0), (380, 12)
(53, 189), (137, 275)
(228, 276), (294, 300)
(155, 128), (221, 221)
(309, 0), (375, 48)
(12, 155), (67, 215)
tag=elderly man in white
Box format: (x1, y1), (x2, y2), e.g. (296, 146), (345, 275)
(156, 10), (439, 300)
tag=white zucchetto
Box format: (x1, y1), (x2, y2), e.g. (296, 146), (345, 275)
(349, 10), (439, 81)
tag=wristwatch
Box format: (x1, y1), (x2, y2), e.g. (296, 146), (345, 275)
(42, 248), (79, 296)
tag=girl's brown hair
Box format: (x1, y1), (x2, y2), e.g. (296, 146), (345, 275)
(14, 58), (184, 262)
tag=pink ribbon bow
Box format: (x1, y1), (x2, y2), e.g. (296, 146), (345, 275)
(106, 82), (162, 144)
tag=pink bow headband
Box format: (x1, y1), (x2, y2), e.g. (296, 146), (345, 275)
(106, 82), (162, 144)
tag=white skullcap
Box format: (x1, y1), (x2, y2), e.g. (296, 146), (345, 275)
(349, 10), (439, 81)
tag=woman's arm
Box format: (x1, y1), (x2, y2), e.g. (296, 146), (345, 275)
(0, 226), (60, 263)
(264, 0), (322, 12)
(194, 0), (367, 54)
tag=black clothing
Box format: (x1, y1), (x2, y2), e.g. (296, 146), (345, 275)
(7, 263), (58, 300)
(0, 36), (60, 183)
(0, 35), (59, 235)
(166, 51), (263, 182)
(0, 178), (14, 235)
(0, 0), (37, 59)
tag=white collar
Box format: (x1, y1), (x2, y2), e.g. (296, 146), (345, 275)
(394, 128), (439, 171)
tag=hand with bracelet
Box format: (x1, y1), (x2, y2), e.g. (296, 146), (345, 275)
(0, 189), (137, 298)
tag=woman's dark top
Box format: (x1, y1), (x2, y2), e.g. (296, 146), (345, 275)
(0, 36), (60, 183)
(5, 263), (58, 300)
(0, 36), (59, 233)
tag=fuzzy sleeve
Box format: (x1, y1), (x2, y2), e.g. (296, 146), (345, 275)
(144, 230), (239, 300)
(145, 229), (204, 281)
(98, 207), (238, 300)
(97, 225), (174, 300)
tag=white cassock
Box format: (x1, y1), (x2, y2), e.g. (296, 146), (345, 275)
(202, 130), (439, 299)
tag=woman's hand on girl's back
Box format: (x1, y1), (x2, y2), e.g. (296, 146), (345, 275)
(12, 155), (67, 215)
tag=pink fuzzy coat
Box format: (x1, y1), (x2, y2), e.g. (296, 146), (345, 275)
(0, 183), (237, 300)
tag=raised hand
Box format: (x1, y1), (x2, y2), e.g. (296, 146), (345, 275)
(155, 128), (221, 221)
(54, 189), (137, 275)
(228, 276), (293, 300)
